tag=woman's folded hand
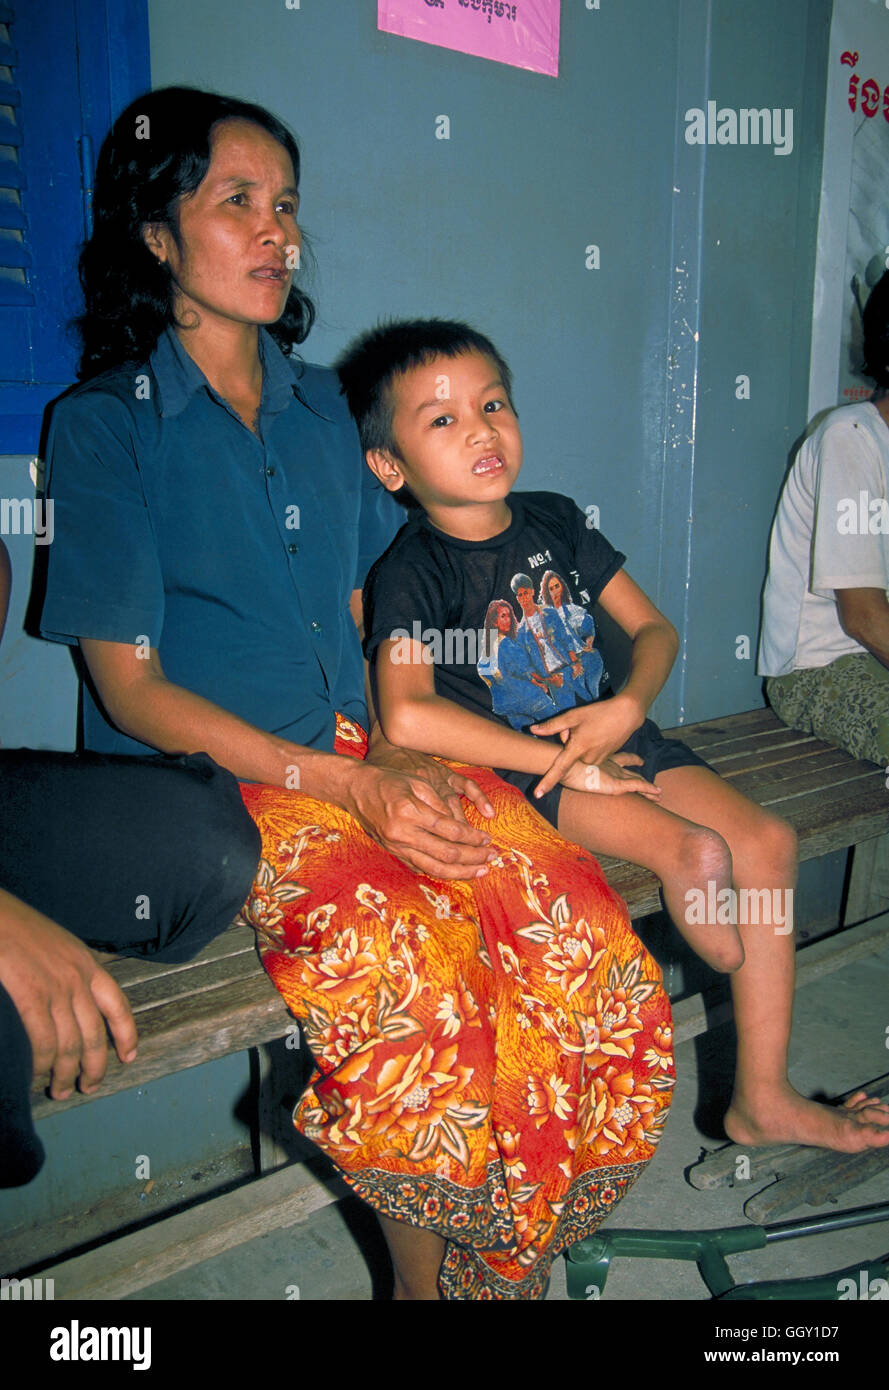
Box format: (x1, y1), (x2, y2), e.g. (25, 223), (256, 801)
(342, 757), (497, 880)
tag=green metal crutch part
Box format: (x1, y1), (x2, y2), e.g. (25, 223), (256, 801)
(564, 1200), (889, 1300)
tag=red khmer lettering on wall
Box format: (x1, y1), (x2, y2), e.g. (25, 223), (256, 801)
(841, 50), (889, 120)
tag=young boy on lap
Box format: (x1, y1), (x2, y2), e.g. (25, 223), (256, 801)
(338, 318), (889, 1152)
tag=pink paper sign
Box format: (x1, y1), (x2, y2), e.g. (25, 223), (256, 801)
(378, 0), (560, 78)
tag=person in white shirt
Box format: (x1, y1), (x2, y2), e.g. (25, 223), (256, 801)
(759, 272), (889, 765)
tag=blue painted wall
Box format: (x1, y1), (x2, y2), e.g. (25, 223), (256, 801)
(689, 2), (832, 718)
(0, 1053), (252, 1235)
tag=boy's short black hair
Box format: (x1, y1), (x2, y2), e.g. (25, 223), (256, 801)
(863, 271), (889, 389)
(336, 317), (515, 459)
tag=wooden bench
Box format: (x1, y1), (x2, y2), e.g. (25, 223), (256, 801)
(22, 707), (889, 1299)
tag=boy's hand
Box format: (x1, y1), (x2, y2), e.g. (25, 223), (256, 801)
(555, 753), (662, 799)
(530, 693), (645, 797)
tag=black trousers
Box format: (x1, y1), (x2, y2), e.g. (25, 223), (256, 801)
(0, 749), (261, 1186)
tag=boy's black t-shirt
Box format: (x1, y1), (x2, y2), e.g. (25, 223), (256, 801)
(362, 490), (626, 733)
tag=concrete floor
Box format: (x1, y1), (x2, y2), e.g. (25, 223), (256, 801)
(123, 941), (889, 1303)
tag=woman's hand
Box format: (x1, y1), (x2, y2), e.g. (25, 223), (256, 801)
(555, 752), (662, 799)
(366, 738), (495, 822)
(0, 890), (138, 1099)
(530, 692), (645, 797)
(341, 759), (497, 880)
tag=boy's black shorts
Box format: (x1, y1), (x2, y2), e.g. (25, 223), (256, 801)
(494, 717), (712, 831)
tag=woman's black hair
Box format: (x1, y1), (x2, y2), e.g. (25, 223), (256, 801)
(75, 86), (315, 380)
(862, 270), (889, 389)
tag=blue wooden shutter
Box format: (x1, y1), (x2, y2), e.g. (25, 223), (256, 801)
(0, 4), (34, 310)
(0, 0), (149, 453)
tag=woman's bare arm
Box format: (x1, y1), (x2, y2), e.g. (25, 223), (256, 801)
(79, 637), (492, 879)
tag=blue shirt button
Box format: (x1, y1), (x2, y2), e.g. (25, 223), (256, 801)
(288, 542), (299, 554)
(266, 466), (276, 476)
(311, 620), (322, 634)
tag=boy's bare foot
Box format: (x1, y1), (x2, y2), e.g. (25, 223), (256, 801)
(725, 1084), (889, 1152)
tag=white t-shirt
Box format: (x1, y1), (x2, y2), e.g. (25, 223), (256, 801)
(522, 611), (562, 672)
(758, 401), (889, 676)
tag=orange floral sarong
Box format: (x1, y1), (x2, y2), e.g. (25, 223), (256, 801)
(237, 715), (674, 1299)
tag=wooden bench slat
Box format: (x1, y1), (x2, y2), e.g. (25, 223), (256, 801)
(107, 924), (257, 989)
(679, 724), (818, 754)
(708, 739), (844, 772)
(660, 713), (872, 779)
(730, 762), (882, 804)
(664, 716), (816, 754)
(691, 735), (836, 771)
(755, 767), (886, 811)
(664, 709), (776, 739)
(765, 791), (889, 858)
(720, 759), (870, 796)
(713, 746), (861, 782)
(722, 757), (869, 799)
(123, 949), (266, 1015)
(709, 737), (873, 773)
(704, 735), (847, 766)
(30, 976), (289, 1120)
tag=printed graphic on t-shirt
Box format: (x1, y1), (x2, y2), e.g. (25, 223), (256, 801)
(477, 568), (604, 729)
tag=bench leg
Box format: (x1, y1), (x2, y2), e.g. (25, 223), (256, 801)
(844, 832), (889, 926)
(253, 1041), (295, 1174)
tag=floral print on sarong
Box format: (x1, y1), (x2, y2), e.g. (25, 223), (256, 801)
(237, 715), (674, 1299)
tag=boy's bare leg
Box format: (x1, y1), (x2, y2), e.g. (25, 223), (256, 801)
(558, 789), (744, 973)
(377, 1214), (445, 1300)
(653, 765), (889, 1152)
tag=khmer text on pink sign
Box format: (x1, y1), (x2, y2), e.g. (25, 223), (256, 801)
(378, 0), (560, 78)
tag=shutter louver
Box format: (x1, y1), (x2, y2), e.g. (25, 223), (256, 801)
(0, 3), (33, 307)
